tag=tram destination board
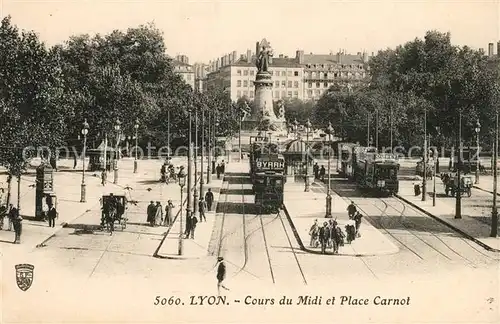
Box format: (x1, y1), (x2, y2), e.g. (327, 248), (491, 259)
(255, 158), (285, 172)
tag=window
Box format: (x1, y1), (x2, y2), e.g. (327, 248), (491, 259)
(334, 73), (338, 78)
(324, 73), (328, 79)
(281, 91), (286, 98)
(324, 82), (328, 88)
(243, 80), (248, 87)
(308, 82), (312, 88)
(187, 74), (192, 80)
(288, 91), (292, 97)
(281, 81), (286, 87)
(237, 70), (242, 75)
(288, 70), (292, 76)
(243, 90), (248, 96)
(312, 72), (316, 79)
(275, 91), (280, 98)
(275, 81), (279, 87)
(244, 70), (248, 76)
(237, 90), (242, 98)
(294, 71), (299, 76)
(308, 90), (313, 97)
(250, 70), (254, 76)
(288, 81), (292, 88)
(294, 81), (299, 88)
(250, 92), (254, 98)
(316, 82), (320, 88)
(237, 80), (242, 87)
(294, 91), (298, 97)
(315, 90), (320, 96)
(282, 71), (286, 76)
(270, 71), (274, 75)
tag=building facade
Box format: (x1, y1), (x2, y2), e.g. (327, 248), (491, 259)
(206, 42), (370, 102)
(172, 55), (195, 89)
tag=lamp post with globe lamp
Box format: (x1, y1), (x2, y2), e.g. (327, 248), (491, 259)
(113, 118), (121, 185)
(177, 168), (186, 255)
(475, 120), (481, 184)
(80, 119), (89, 203)
(133, 119), (139, 173)
(304, 119), (312, 192)
(325, 122), (334, 217)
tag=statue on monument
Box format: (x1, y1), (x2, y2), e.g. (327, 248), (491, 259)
(256, 39), (273, 73)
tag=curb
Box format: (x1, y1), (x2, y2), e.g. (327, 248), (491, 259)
(282, 202), (399, 257)
(395, 194), (500, 253)
(473, 185), (500, 196)
(153, 174), (222, 259)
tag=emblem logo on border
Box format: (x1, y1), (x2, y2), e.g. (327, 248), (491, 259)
(15, 264), (34, 291)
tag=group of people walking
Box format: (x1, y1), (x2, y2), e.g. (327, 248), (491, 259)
(313, 163), (326, 182)
(0, 203), (23, 244)
(308, 202), (364, 254)
(145, 187), (215, 239)
(216, 160), (225, 180)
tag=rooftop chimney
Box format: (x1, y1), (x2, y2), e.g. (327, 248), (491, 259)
(362, 51), (368, 63)
(247, 49), (252, 63)
(232, 51), (238, 63)
(337, 51), (342, 64)
(488, 43), (494, 56)
(296, 50), (304, 64)
(228, 53), (233, 64)
(279, 54), (284, 58)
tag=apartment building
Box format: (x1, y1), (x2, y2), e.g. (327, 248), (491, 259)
(172, 54), (195, 89)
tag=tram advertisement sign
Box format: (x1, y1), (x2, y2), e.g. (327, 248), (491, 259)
(255, 159), (284, 171)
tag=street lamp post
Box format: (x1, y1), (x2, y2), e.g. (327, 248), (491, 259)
(80, 119), (89, 203)
(491, 110), (498, 237)
(113, 118), (121, 185)
(187, 109), (193, 220)
(475, 119), (481, 184)
(177, 169), (186, 255)
(455, 109), (462, 219)
(193, 108), (198, 215)
(207, 110), (211, 184)
(422, 107), (427, 201)
(167, 110), (171, 162)
(325, 122), (334, 217)
(238, 104), (242, 160)
(133, 119), (139, 174)
(304, 119), (312, 192)
(200, 108), (204, 196)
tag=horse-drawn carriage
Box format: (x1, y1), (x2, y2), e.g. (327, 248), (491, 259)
(101, 194), (128, 234)
(440, 173), (473, 197)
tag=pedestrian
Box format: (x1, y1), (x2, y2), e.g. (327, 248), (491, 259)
(308, 219), (319, 247)
(73, 154), (77, 169)
(221, 160), (225, 174)
(0, 204), (6, 230)
(319, 165), (326, 182)
(198, 198), (207, 222)
(313, 162), (319, 179)
(154, 201), (163, 226)
(216, 164), (221, 179)
(216, 257), (230, 295)
(47, 206), (57, 228)
(147, 201), (156, 226)
(185, 214), (192, 238)
(11, 207), (21, 244)
(163, 200), (175, 227)
(189, 215), (198, 239)
(347, 201), (357, 219)
(7, 204), (14, 231)
(319, 222), (330, 254)
(205, 188), (214, 211)
(354, 211), (363, 237)
(101, 170), (107, 186)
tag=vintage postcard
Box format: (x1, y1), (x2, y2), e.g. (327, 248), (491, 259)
(0, 0), (499, 323)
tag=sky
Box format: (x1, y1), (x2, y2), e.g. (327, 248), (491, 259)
(1, 0), (499, 63)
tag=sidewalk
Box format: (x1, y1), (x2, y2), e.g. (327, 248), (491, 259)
(283, 180), (399, 256)
(155, 172), (224, 259)
(396, 180), (500, 252)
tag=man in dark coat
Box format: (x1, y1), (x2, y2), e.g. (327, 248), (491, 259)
(319, 222), (330, 254)
(319, 165), (326, 182)
(185, 214), (192, 237)
(47, 206), (57, 228)
(216, 257), (229, 295)
(189, 216), (198, 239)
(198, 198), (207, 222)
(205, 188), (214, 211)
(313, 163), (319, 179)
(220, 160), (225, 174)
(354, 212), (363, 237)
(216, 164), (221, 179)
(147, 201), (156, 226)
(11, 207), (21, 244)
(347, 201), (357, 219)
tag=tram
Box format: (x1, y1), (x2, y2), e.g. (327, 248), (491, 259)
(249, 136), (286, 213)
(352, 147), (400, 195)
